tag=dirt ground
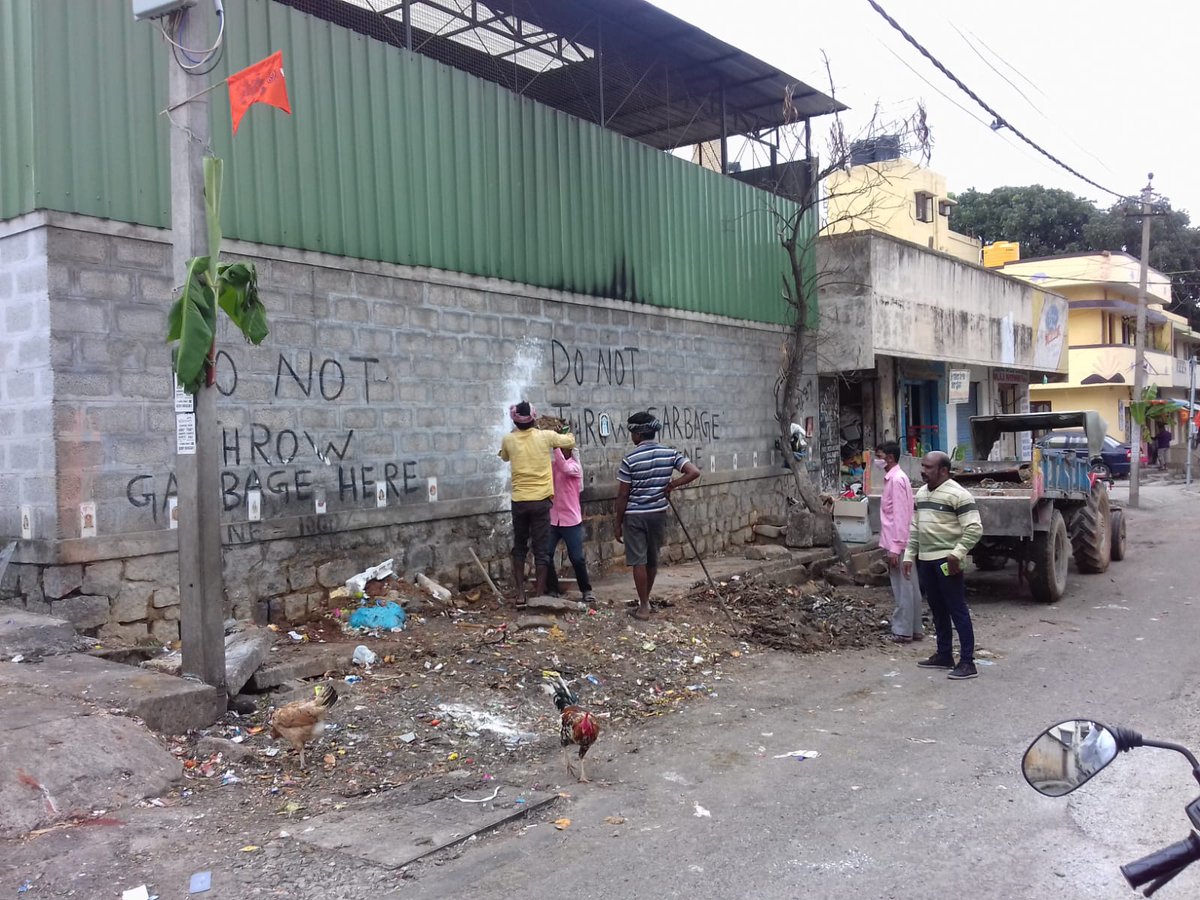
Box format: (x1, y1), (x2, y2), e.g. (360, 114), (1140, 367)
(168, 571), (894, 814)
(2, 560), (897, 898)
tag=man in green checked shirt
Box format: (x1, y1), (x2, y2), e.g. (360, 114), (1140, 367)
(902, 451), (984, 680)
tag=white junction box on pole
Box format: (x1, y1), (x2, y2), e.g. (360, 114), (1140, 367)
(132, 0), (195, 21)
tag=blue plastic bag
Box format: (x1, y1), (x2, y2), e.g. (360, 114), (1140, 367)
(348, 601), (406, 631)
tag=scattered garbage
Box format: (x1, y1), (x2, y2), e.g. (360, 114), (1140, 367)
(343, 675), (363, 685)
(415, 573), (453, 602)
(11, 654), (25, 663)
(351, 645), (378, 667)
(17, 881), (33, 894)
(345, 558), (396, 596)
(907, 738), (937, 744)
(122, 888), (154, 900)
(398, 732), (417, 744)
(554, 817), (571, 830)
(287, 630), (307, 643)
(693, 803), (712, 818)
(975, 659), (995, 666)
(188, 871), (212, 894)
(220, 770), (241, 786)
(604, 816), (626, 825)
(454, 787), (500, 803)
(436, 702), (537, 746)
(773, 750), (821, 760)
(348, 602), (406, 632)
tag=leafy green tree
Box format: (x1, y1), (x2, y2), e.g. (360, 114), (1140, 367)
(950, 185), (1098, 258)
(951, 185), (1200, 326)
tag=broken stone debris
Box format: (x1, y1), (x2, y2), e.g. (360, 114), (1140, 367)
(224, 625), (276, 697)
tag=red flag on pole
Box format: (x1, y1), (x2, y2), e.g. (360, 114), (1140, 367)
(227, 51), (291, 135)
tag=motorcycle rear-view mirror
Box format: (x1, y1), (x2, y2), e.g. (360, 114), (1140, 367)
(1022, 719), (1118, 796)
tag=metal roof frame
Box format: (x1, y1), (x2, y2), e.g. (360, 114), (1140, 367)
(278, 0), (844, 156)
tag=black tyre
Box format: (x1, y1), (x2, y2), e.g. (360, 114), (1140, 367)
(1029, 509), (1069, 603)
(972, 554), (1008, 571)
(1110, 508), (1127, 562)
(1069, 483), (1111, 574)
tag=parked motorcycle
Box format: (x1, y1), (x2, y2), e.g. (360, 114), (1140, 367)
(1022, 719), (1200, 896)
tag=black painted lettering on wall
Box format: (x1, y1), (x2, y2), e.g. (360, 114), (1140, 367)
(222, 426), (353, 467)
(273, 352), (380, 401)
(126, 472), (179, 523)
(215, 349), (238, 397)
(348, 356), (379, 403)
(551, 340), (640, 389)
(221, 468), (316, 511)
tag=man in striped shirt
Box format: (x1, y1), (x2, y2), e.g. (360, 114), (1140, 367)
(615, 412), (701, 620)
(902, 451), (983, 680)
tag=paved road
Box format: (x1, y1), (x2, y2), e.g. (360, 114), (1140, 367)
(5, 484), (1198, 899)
(404, 483), (1200, 900)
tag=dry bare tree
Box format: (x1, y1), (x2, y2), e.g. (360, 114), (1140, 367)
(765, 70), (932, 562)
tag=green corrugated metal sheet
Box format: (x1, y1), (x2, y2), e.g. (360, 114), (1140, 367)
(0, 0), (36, 219)
(26, 0), (170, 226)
(8, 0), (808, 325)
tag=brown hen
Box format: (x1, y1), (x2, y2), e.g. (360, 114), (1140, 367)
(269, 684), (338, 769)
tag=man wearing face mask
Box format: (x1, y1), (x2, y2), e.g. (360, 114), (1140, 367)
(875, 441), (922, 643)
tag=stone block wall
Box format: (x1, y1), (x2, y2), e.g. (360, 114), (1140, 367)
(0, 225), (56, 540)
(1, 213), (800, 641)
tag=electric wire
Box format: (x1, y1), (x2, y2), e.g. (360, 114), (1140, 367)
(865, 0), (1128, 201)
(954, 23), (1115, 178)
(949, 22), (1043, 117)
(161, 5), (226, 75)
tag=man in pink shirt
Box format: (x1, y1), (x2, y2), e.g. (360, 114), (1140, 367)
(544, 443), (596, 604)
(875, 440), (923, 643)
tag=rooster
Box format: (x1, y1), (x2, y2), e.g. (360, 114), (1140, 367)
(545, 674), (601, 783)
(269, 684), (338, 769)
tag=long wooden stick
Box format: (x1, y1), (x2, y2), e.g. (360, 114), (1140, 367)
(469, 548), (504, 600)
(668, 496), (738, 630)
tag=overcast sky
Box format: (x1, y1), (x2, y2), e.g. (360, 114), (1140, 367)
(649, 0), (1197, 217)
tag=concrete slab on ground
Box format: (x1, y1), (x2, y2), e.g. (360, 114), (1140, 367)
(0, 654), (224, 733)
(246, 643), (350, 691)
(0, 687), (180, 838)
(291, 788), (556, 868)
(0, 608), (79, 657)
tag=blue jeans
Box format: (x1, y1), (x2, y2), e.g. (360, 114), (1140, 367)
(917, 559), (974, 663)
(544, 522), (592, 594)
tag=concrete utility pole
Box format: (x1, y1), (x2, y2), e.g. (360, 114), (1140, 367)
(168, 25), (226, 688)
(1188, 356), (1196, 487)
(1128, 174), (1154, 509)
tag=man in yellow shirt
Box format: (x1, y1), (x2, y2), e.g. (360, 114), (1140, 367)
(498, 401), (576, 606)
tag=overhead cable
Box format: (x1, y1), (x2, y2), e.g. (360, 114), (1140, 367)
(865, 0), (1128, 200)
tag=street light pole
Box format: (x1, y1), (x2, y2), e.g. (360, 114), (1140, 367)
(1129, 175), (1154, 508)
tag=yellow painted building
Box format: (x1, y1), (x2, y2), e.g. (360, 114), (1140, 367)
(824, 157), (982, 264)
(1000, 252), (1200, 440)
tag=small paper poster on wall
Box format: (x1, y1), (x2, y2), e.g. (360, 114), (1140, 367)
(948, 370), (971, 404)
(79, 501), (97, 538)
(20, 505), (33, 540)
(427, 477), (438, 502)
(375, 483), (387, 508)
(168, 497), (179, 530)
(173, 376), (193, 413)
(176, 413), (197, 455)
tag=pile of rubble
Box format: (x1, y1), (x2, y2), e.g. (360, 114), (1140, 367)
(688, 579), (891, 654)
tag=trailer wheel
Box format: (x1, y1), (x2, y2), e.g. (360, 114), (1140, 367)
(972, 554), (1008, 571)
(1070, 482), (1111, 574)
(1029, 510), (1069, 603)
(1109, 508), (1127, 562)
